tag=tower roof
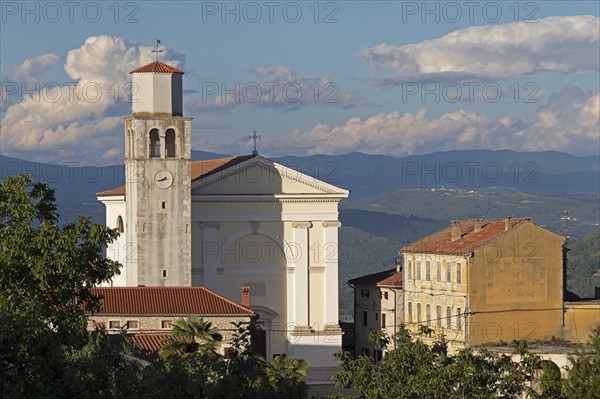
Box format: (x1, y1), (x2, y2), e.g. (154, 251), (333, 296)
(130, 61), (184, 74)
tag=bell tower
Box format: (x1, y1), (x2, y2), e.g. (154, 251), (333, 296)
(124, 60), (192, 286)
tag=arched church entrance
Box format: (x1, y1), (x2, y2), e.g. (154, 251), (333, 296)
(218, 232), (288, 361)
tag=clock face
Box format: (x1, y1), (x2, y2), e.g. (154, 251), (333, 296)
(154, 170), (173, 189)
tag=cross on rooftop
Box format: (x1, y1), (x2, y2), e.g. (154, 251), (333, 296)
(249, 130), (261, 156)
(152, 38), (163, 61)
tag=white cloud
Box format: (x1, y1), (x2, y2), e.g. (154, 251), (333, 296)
(360, 16), (600, 81)
(228, 86), (598, 157)
(1, 35), (185, 163)
(12, 53), (62, 83)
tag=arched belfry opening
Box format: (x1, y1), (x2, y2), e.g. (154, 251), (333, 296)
(165, 129), (176, 158)
(116, 216), (124, 233)
(149, 129), (160, 158)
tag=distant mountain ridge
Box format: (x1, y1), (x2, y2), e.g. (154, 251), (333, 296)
(271, 150), (600, 196)
(1, 149), (598, 223)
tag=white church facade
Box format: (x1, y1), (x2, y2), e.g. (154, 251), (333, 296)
(96, 61), (349, 366)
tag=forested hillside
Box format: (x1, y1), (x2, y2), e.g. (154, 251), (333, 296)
(567, 230), (600, 298)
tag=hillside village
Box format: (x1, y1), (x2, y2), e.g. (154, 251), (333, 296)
(1, 59), (598, 398)
(87, 61), (599, 382)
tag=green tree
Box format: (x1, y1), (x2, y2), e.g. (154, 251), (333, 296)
(331, 327), (541, 399)
(159, 316), (223, 361)
(0, 174), (121, 339)
(267, 355), (309, 399)
(0, 175), (136, 398)
(563, 328), (600, 399)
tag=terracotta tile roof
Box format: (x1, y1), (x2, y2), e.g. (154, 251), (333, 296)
(88, 287), (254, 316)
(400, 218), (524, 255)
(95, 186), (126, 197)
(96, 156), (255, 197)
(190, 155), (254, 182)
(130, 61), (184, 74)
(129, 333), (171, 362)
(349, 268), (403, 287)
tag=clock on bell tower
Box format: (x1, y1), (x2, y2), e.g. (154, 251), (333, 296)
(124, 57), (192, 287)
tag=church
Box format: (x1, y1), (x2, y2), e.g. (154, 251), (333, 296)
(96, 60), (349, 366)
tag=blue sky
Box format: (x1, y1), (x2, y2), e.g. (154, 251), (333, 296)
(1, 1), (599, 163)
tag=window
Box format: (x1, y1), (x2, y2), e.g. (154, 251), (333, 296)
(374, 349), (383, 363)
(126, 320), (139, 329)
(165, 129), (176, 157)
(162, 269), (169, 279)
(456, 308), (462, 331)
(436, 262), (441, 282)
(149, 129), (160, 158)
(408, 302), (413, 323)
(416, 261), (421, 280)
(375, 313), (379, 322)
(407, 260), (412, 279)
(425, 261), (431, 281)
(362, 311), (368, 326)
(94, 322), (106, 330)
(416, 303), (422, 324)
(426, 304), (431, 326)
(436, 306), (442, 328)
(116, 216), (124, 233)
(109, 320), (120, 329)
(446, 307), (451, 328)
(161, 320), (172, 329)
(446, 261), (452, 282)
(456, 262), (462, 284)
(361, 289), (370, 298)
(362, 347), (370, 357)
(381, 291), (388, 300)
(382, 313), (387, 328)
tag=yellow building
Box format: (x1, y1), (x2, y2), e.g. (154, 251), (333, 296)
(400, 217), (568, 351)
(563, 300), (600, 343)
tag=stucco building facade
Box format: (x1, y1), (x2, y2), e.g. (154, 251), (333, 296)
(348, 267), (403, 359)
(95, 61), (349, 366)
(400, 218), (567, 352)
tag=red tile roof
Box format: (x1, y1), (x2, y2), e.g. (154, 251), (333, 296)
(129, 333), (171, 362)
(400, 218), (524, 255)
(191, 155), (254, 182)
(96, 156), (255, 197)
(130, 61), (184, 74)
(349, 268), (403, 287)
(88, 287), (254, 316)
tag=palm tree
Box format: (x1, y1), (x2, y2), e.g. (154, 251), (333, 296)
(159, 316), (223, 361)
(271, 356), (309, 382)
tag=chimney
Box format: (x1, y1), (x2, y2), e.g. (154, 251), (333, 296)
(504, 216), (513, 231)
(451, 220), (461, 242)
(474, 219), (483, 232)
(395, 257), (403, 273)
(241, 286), (250, 308)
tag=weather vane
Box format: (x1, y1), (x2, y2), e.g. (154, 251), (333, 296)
(152, 38), (163, 62)
(249, 130), (261, 156)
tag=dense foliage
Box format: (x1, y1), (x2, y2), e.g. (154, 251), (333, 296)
(331, 327), (599, 399)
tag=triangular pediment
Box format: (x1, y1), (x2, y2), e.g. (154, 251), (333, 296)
(191, 156), (349, 197)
